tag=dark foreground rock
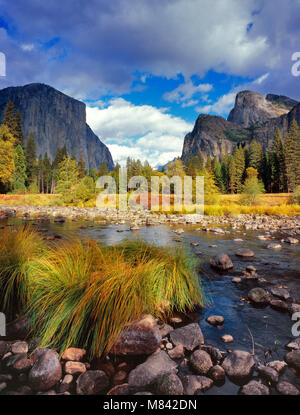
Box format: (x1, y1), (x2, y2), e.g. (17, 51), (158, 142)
(28, 349), (62, 391)
(248, 287), (270, 305)
(240, 380), (270, 395)
(76, 370), (109, 395)
(128, 350), (177, 389)
(276, 381), (300, 395)
(169, 323), (204, 351)
(222, 350), (255, 381)
(111, 315), (162, 356)
(181, 375), (213, 395)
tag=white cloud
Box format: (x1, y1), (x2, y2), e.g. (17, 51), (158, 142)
(163, 79), (213, 106)
(21, 43), (34, 51)
(195, 72), (271, 116)
(86, 98), (192, 167)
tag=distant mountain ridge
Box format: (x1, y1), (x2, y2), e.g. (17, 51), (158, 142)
(0, 83), (114, 171)
(181, 90), (299, 162)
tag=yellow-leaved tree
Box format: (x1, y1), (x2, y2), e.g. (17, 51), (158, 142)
(0, 124), (16, 187)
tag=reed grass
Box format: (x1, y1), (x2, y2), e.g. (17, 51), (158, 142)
(0, 225), (45, 320)
(28, 239), (205, 358)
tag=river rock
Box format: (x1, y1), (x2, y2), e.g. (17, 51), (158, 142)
(28, 349), (62, 391)
(64, 361), (86, 376)
(210, 253), (233, 270)
(285, 350), (300, 372)
(3, 353), (32, 374)
(168, 344), (185, 360)
(113, 370), (127, 386)
(266, 360), (287, 373)
(107, 384), (132, 395)
(221, 334), (234, 343)
(248, 287), (270, 305)
(111, 314), (162, 356)
(206, 315), (224, 327)
(289, 303), (300, 314)
(236, 249), (254, 258)
(11, 341), (28, 355)
(240, 380), (270, 395)
(201, 345), (223, 365)
(190, 350), (213, 375)
(61, 347), (86, 361)
(270, 287), (290, 301)
(257, 365), (279, 384)
(154, 373), (183, 395)
(181, 375), (213, 395)
(286, 338), (300, 351)
(269, 299), (289, 312)
(267, 243), (282, 249)
(128, 350), (177, 389)
(58, 374), (74, 394)
(285, 237), (299, 244)
(222, 350), (255, 381)
(6, 317), (30, 340)
(169, 323), (204, 351)
(276, 381), (299, 395)
(208, 365), (225, 382)
(76, 370), (109, 395)
(159, 323), (173, 337)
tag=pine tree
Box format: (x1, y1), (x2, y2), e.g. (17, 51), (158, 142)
(270, 128), (286, 192)
(12, 144), (27, 193)
(205, 155), (213, 172)
(285, 119), (299, 192)
(56, 156), (79, 194)
(25, 132), (37, 185)
(14, 111), (24, 146)
(43, 153), (52, 193)
(248, 140), (263, 175)
(2, 101), (17, 136)
(78, 155), (86, 179)
(261, 152), (273, 193)
(97, 162), (109, 177)
(232, 145), (245, 193)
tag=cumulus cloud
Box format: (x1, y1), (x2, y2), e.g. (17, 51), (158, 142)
(0, 0), (289, 97)
(163, 79), (213, 106)
(86, 98), (192, 166)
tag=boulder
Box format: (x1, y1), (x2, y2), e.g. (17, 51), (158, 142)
(169, 323), (204, 351)
(111, 315), (161, 356)
(270, 287), (290, 301)
(76, 370), (109, 395)
(210, 253), (233, 271)
(248, 287), (270, 305)
(154, 373), (184, 395)
(28, 349), (62, 391)
(222, 350), (255, 381)
(266, 360), (287, 373)
(3, 353), (32, 374)
(11, 341), (28, 355)
(267, 243), (281, 249)
(190, 350), (213, 375)
(181, 375), (213, 395)
(221, 334), (234, 343)
(128, 350), (177, 389)
(58, 374), (74, 394)
(257, 365), (279, 384)
(201, 345), (223, 365)
(285, 350), (300, 372)
(240, 380), (270, 395)
(269, 299), (289, 312)
(285, 237), (299, 244)
(276, 381), (299, 395)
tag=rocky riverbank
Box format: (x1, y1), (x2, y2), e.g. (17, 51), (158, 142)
(0, 205), (300, 237)
(0, 313), (299, 395)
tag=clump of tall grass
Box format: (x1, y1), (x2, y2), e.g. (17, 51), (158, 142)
(0, 226), (45, 320)
(28, 239), (205, 358)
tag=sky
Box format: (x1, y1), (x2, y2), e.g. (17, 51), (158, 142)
(0, 0), (300, 167)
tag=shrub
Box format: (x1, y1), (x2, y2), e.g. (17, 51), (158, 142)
(293, 186), (300, 204)
(28, 239), (205, 358)
(0, 226), (45, 320)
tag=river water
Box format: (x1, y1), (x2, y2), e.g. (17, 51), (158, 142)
(6, 217), (300, 394)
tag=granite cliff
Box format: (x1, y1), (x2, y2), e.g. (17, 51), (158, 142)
(181, 90), (299, 162)
(0, 83), (114, 171)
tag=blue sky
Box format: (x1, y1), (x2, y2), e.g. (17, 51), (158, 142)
(0, 0), (300, 166)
